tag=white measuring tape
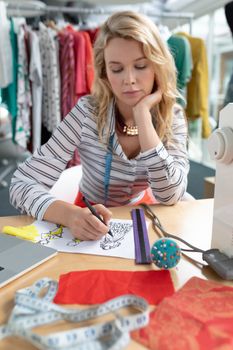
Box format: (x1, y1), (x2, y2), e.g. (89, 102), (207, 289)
(0, 278), (149, 350)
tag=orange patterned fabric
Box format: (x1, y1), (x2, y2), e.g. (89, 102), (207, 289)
(131, 277), (233, 350)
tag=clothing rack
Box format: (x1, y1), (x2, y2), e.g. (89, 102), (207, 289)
(5, 2), (194, 33)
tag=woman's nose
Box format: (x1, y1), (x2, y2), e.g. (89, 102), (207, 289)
(123, 69), (136, 85)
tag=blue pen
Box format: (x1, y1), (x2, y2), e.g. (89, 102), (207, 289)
(82, 196), (113, 237)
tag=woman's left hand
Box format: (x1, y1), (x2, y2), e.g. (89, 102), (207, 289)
(133, 89), (162, 114)
(132, 88), (162, 151)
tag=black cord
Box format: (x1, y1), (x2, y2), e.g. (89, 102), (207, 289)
(140, 203), (204, 253)
(153, 220), (204, 253)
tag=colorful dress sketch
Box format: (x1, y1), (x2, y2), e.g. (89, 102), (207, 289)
(33, 219), (135, 259)
(39, 225), (64, 245)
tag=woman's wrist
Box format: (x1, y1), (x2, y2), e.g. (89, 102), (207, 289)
(133, 106), (152, 128)
(132, 104), (149, 118)
(133, 108), (160, 151)
(43, 200), (80, 228)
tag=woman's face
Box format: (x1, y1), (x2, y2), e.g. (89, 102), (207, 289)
(104, 37), (155, 108)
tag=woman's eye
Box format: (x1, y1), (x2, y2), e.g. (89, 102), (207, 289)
(111, 68), (123, 73)
(135, 65), (146, 70)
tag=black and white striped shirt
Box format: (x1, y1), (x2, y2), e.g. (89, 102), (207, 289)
(10, 95), (189, 220)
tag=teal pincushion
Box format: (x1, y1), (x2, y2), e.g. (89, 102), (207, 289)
(151, 238), (181, 269)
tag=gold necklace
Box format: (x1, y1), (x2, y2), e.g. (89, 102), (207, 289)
(115, 107), (138, 136)
(123, 124), (139, 136)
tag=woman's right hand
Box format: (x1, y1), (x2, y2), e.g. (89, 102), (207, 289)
(44, 200), (112, 241)
(68, 204), (112, 241)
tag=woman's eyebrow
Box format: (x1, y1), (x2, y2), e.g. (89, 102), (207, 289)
(108, 61), (121, 65)
(108, 57), (146, 65)
(135, 57), (146, 61)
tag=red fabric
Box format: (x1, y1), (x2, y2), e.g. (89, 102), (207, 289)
(74, 188), (157, 207)
(86, 28), (99, 45)
(54, 270), (174, 305)
(82, 31), (94, 92)
(138, 187), (157, 205)
(131, 277), (233, 350)
(66, 149), (81, 168)
(74, 191), (95, 207)
(73, 31), (87, 98)
(58, 30), (75, 119)
(197, 318), (233, 349)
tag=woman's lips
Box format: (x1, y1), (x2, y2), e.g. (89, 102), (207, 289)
(123, 90), (141, 96)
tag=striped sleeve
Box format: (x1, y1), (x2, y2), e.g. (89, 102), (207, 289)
(9, 98), (87, 220)
(140, 106), (189, 205)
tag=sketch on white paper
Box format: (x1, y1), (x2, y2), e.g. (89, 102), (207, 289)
(38, 225), (64, 245)
(100, 222), (132, 250)
(67, 237), (82, 247)
(33, 219), (135, 259)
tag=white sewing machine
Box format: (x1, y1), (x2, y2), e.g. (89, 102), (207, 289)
(208, 103), (233, 258)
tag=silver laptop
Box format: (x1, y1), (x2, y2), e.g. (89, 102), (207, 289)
(0, 233), (57, 288)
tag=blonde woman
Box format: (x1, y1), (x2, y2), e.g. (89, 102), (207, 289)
(10, 11), (189, 241)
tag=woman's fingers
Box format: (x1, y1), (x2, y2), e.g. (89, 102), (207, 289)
(93, 204), (112, 225)
(69, 204), (112, 241)
(146, 89), (162, 108)
(133, 88), (163, 114)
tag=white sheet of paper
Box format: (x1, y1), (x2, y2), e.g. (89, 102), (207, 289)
(33, 219), (135, 259)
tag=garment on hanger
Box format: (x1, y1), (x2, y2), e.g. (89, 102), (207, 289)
(82, 31), (95, 93)
(223, 68), (233, 108)
(15, 20), (32, 149)
(1, 4), (98, 155)
(0, 2), (13, 88)
(58, 29), (75, 118)
(29, 29), (42, 152)
(0, 18), (18, 140)
(177, 32), (211, 139)
(225, 1), (233, 37)
(223, 2), (233, 108)
(167, 34), (193, 107)
(38, 22), (61, 132)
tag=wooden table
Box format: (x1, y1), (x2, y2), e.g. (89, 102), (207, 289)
(0, 199), (231, 350)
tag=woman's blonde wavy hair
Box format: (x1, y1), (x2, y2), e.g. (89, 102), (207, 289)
(92, 10), (180, 142)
